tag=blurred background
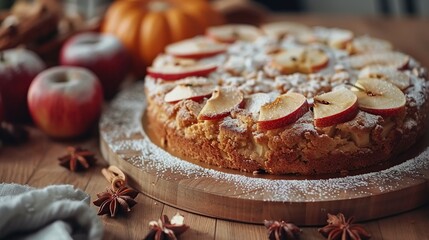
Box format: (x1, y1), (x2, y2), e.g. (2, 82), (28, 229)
(254, 0), (429, 16)
(2, 0), (429, 18)
(1, 0), (427, 68)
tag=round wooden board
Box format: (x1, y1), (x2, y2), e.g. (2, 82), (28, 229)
(99, 82), (429, 225)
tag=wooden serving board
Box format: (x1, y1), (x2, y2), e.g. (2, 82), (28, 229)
(99, 82), (429, 225)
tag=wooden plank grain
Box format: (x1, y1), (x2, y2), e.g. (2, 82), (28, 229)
(215, 220), (266, 240)
(25, 137), (98, 189)
(0, 128), (48, 184)
(378, 204), (429, 240)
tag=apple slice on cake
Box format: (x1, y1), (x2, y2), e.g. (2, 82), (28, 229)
(166, 37), (228, 59)
(328, 29), (354, 49)
(358, 66), (410, 90)
(148, 56), (217, 81)
(271, 48), (329, 74)
(164, 84), (214, 103)
(299, 48), (330, 73)
(147, 63), (217, 81)
(348, 36), (393, 54)
(313, 88), (359, 127)
(261, 21), (316, 43)
(345, 52), (409, 70)
(198, 87), (244, 120)
(270, 48), (305, 74)
(206, 24), (262, 43)
(257, 92), (308, 130)
(351, 78), (406, 116)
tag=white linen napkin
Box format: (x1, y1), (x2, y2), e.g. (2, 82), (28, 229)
(0, 183), (103, 240)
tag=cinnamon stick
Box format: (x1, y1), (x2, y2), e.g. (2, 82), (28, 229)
(0, 6), (58, 50)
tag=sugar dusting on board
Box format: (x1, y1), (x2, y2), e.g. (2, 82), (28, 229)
(100, 82), (429, 202)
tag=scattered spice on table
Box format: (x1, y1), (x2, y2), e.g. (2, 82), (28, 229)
(318, 213), (371, 240)
(93, 185), (138, 217)
(264, 219), (301, 240)
(144, 213), (189, 240)
(58, 146), (97, 171)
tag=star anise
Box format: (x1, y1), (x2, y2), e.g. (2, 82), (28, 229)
(93, 185), (138, 217)
(144, 213), (189, 240)
(318, 213), (371, 240)
(58, 146), (96, 171)
(264, 219), (302, 240)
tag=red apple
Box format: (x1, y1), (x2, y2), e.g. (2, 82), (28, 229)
(166, 37), (228, 59)
(0, 48), (45, 122)
(257, 92), (308, 130)
(352, 78), (406, 116)
(27, 66), (103, 139)
(313, 88), (359, 128)
(60, 32), (130, 99)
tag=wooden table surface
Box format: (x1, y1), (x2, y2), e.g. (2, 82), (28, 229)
(1, 15), (429, 240)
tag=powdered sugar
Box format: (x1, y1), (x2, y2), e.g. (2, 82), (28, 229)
(406, 74), (427, 109)
(100, 82), (429, 202)
(244, 92), (279, 120)
(220, 117), (247, 133)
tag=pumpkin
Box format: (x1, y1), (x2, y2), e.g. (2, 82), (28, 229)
(102, 0), (224, 76)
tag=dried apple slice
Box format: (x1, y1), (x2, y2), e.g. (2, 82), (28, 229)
(244, 92), (279, 120)
(313, 89), (359, 128)
(352, 78), (406, 116)
(348, 36), (393, 54)
(270, 48), (329, 74)
(359, 66), (410, 90)
(328, 29), (354, 49)
(206, 24), (262, 43)
(345, 52), (410, 70)
(147, 62), (217, 81)
(270, 48), (305, 74)
(261, 21), (315, 43)
(198, 87), (244, 120)
(257, 92), (308, 130)
(299, 48), (330, 73)
(164, 84), (214, 103)
(166, 37), (228, 59)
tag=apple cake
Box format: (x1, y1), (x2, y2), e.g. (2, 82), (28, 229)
(144, 23), (429, 175)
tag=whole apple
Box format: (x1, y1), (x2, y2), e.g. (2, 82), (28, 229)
(0, 49), (45, 122)
(27, 66), (103, 139)
(60, 32), (130, 99)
